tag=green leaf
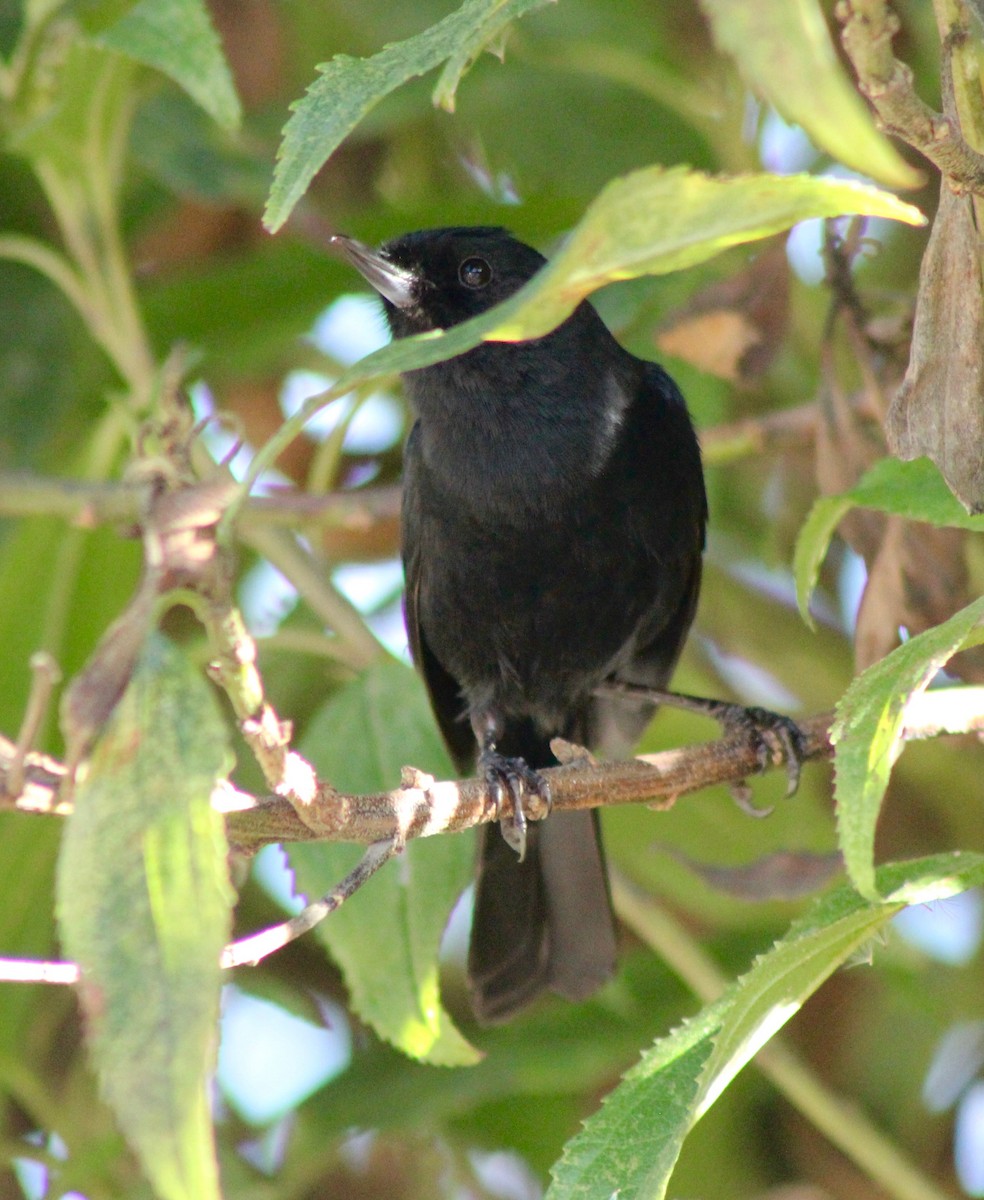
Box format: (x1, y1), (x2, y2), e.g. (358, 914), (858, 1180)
(793, 457), (984, 624)
(86, 0), (241, 129)
(131, 92), (269, 205)
(0, 817), (61, 1061)
(549, 853), (984, 1200)
(56, 634), (234, 1200)
(0, 515), (142, 746)
(6, 40), (135, 176)
(431, 0), (552, 112)
(264, 0), (552, 231)
(490, 170), (923, 340)
(304, 952), (690, 1142)
(0, 262), (81, 465)
(141, 238), (346, 373)
(700, 0), (921, 190)
(792, 493), (854, 628)
(548, 1007), (718, 1200)
(831, 597), (984, 899)
(289, 661), (478, 1067)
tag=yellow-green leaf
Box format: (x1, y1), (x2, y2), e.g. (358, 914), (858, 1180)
(832, 598), (984, 899)
(700, 0), (921, 190)
(245, 167), (924, 503)
(549, 854), (984, 1200)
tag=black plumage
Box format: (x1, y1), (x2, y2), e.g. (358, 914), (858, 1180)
(334, 227), (707, 1022)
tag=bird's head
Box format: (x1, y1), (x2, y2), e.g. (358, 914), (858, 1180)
(331, 226), (547, 336)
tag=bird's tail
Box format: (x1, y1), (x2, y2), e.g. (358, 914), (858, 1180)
(467, 725), (616, 1023)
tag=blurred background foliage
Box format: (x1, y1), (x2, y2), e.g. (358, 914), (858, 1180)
(0, 0), (982, 1197)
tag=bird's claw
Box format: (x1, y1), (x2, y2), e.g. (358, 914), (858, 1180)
(480, 751), (552, 862)
(728, 779), (774, 819)
(720, 704), (808, 801)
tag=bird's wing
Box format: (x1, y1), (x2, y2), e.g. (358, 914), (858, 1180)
(401, 424), (477, 774)
(586, 363), (708, 756)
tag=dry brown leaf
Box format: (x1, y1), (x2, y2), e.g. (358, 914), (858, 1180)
(656, 241), (790, 383)
(887, 185), (984, 512)
(816, 360), (984, 677)
(657, 309), (761, 382)
(662, 846), (842, 901)
(852, 517), (981, 673)
(754, 1188), (834, 1200)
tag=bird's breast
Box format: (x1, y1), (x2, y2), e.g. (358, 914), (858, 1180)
(413, 491), (656, 721)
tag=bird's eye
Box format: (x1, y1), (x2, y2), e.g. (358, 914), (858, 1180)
(458, 257), (492, 289)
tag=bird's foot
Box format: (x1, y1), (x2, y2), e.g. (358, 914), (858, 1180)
(601, 685), (807, 811)
(479, 750), (552, 862)
(706, 700), (807, 807)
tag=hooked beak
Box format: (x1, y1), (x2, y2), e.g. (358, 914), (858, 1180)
(329, 235), (415, 308)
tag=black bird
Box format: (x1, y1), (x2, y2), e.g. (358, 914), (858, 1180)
(333, 227), (708, 1022)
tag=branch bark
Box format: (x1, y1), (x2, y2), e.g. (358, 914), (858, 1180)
(0, 471), (402, 561)
(838, 0), (984, 191)
(7, 693), (984, 852)
(5, 712), (836, 847)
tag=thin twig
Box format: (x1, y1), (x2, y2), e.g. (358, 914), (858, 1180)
(2, 838), (404, 984)
(5, 653), (61, 798)
(221, 837), (402, 968)
(0, 958), (80, 985)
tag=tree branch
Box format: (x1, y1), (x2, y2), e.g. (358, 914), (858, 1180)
(7, 693), (984, 852)
(5, 711), (835, 845)
(5, 692), (982, 987)
(222, 711), (837, 850)
(838, 0), (984, 190)
(0, 470), (402, 561)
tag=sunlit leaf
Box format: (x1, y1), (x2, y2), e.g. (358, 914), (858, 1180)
(700, 0), (921, 189)
(362, 169), (923, 354)
(493, 170), (923, 339)
(248, 167), (925, 497)
(549, 853), (984, 1200)
(831, 597), (984, 899)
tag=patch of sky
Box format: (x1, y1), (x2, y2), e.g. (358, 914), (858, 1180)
(218, 985), (351, 1124)
(894, 889), (983, 967)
